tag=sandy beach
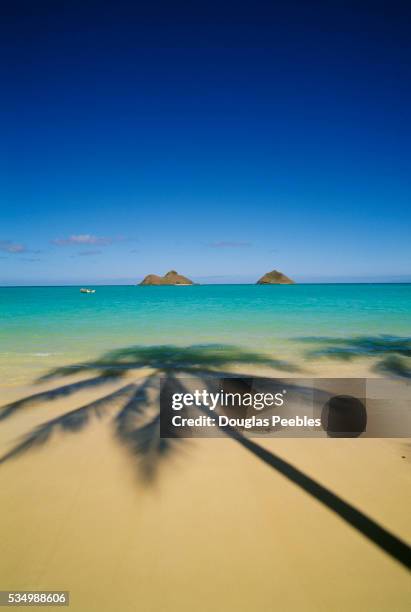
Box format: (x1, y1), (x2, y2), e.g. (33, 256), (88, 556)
(0, 360), (410, 612)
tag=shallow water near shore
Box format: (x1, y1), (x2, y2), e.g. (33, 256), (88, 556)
(1, 283), (410, 384)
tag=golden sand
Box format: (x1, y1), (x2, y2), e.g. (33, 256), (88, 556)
(0, 366), (410, 612)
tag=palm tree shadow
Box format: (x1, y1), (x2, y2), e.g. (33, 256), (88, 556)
(221, 423), (411, 570)
(0, 344), (298, 481)
(0, 343), (410, 569)
(298, 334), (411, 378)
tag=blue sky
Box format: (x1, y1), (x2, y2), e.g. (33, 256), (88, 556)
(1, 1), (411, 284)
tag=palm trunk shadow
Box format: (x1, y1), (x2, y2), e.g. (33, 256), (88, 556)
(225, 424), (411, 571)
(192, 370), (411, 569)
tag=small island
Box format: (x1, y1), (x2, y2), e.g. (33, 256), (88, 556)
(139, 270), (195, 286)
(256, 269), (295, 284)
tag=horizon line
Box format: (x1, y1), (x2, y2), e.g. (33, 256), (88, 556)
(1, 281), (411, 288)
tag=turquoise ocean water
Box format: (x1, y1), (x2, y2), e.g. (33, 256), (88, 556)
(1, 284), (410, 384)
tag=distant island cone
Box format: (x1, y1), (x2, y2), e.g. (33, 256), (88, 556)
(139, 270), (195, 285)
(256, 269), (295, 284)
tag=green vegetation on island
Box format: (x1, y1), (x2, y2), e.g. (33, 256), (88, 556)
(139, 270), (195, 286)
(256, 269), (295, 284)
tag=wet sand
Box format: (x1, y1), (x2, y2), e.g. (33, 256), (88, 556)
(0, 366), (410, 611)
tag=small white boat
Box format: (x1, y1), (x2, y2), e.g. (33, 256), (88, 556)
(80, 288), (96, 294)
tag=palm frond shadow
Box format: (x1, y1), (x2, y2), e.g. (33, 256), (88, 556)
(0, 374), (121, 422)
(0, 384), (136, 465)
(0, 343), (410, 569)
(299, 334), (411, 379)
(0, 344), (298, 481)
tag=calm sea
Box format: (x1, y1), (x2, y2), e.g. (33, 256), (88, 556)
(1, 284), (410, 384)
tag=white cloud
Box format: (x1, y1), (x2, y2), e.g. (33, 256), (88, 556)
(0, 240), (27, 253)
(52, 234), (112, 246)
